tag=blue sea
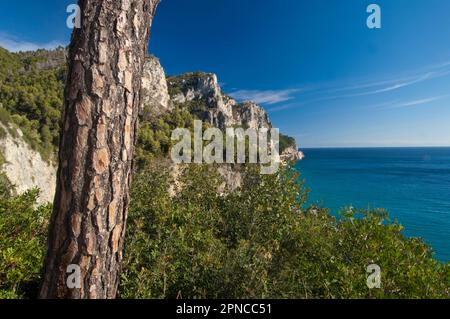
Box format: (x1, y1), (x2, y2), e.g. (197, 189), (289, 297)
(295, 147), (450, 262)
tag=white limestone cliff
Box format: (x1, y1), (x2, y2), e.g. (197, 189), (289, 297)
(0, 123), (56, 204)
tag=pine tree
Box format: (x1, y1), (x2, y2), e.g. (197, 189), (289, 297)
(40, 0), (160, 299)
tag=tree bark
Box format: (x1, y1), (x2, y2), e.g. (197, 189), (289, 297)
(40, 0), (159, 299)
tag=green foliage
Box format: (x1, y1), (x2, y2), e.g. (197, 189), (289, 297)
(0, 188), (51, 299)
(269, 206), (449, 299)
(0, 162), (13, 200)
(0, 47), (65, 161)
(136, 107), (197, 168)
(118, 164), (449, 299)
(0, 48), (21, 83)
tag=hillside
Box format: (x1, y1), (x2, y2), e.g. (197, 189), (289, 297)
(0, 48), (301, 200)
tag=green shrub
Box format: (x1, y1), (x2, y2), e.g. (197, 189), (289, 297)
(0, 163), (447, 299)
(118, 164), (450, 299)
(0, 189), (51, 299)
(135, 107), (197, 168)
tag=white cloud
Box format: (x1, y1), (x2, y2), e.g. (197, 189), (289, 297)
(229, 89), (300, 105)
(0, 32), (66, 52)
(386, 95), (448, 109)
(341, 71), (445, 98)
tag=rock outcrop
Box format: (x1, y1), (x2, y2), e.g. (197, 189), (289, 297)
(140, 55), (173, 117)
(232, 101), (271, 129)
(166, 69), (300, 159)
(18, 48), (67, 71)
(167, 73), (272, 131)
(281, 146), (304, 163)
(167, 72), (234, 129)
(0, 123), (57, 204)
(217, 165), (243, 193)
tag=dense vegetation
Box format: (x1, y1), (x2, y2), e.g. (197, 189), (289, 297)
(136, 106), (197, 168)
(0, 48), (448, 299)
(0, 185), (51, 299)
(0, 47), (65, 161)
(1, 164), (448, 299)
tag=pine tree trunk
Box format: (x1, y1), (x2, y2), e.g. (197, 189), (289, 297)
(40, 0), (159, 299)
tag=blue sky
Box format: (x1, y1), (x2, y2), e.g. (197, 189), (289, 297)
(1, 0), (450, 148)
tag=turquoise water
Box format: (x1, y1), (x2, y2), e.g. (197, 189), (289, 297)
(295, 147), (450, 262)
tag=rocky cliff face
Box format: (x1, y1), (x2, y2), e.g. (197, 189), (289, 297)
(167, 72), (272, 131)
(141, 56), (173, 117)
(167, 72), (234, 129)
(232, 101), (272, 129)
(18, 48), (67, 71)
(164, 67), (301, 159)
(0, 123), (57, 204)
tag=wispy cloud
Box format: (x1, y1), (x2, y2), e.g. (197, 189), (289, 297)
(383, 95), (448, 109)
(229, 89), (300, 105)
(321, 60), (450, 96)
(0, 32), (66, 53)
(339, 71), (448, 98)
(263, 60), (450, 112)
(267, 102), (303, 113)
(271, 94), (448, 114)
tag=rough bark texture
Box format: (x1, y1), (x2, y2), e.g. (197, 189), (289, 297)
(40, 0), (159, 299)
